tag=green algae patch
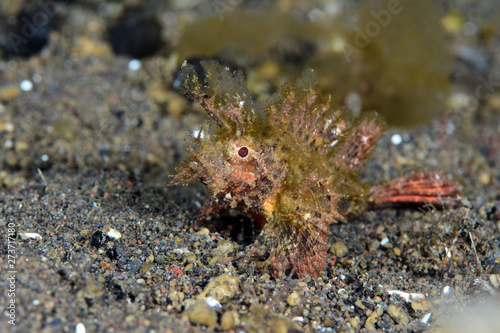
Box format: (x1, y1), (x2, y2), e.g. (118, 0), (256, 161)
(314, 0), (453, 127)
(176, 0), (453, 127)
(176, 11), (323, 61)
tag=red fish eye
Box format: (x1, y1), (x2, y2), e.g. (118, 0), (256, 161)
(238, 147), (248, 157)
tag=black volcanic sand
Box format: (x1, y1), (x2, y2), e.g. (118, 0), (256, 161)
(1, 1), (500, 332)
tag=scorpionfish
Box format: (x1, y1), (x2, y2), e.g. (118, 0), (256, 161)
(172, 60), (461, 278)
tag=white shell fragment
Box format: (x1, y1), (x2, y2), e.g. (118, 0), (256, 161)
(206, 297), (222, 308)
(106, 228), (122, 240)
(20, 232), (42, 240)
(387, 290), (425, 302)
(421, 312), (432, 324)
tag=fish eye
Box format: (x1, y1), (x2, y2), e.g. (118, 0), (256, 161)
(238, 147), (249, 158)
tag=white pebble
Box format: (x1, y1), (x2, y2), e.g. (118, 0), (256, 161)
(32, 73), (42, 83)
(173, 248), (190, 255)
(128, 59), (141, 71)
(32, 299), (40, 305)
(448, 92), (478, 110)
(75, 323), (86, 333)
(391, 133), (402, 145)
(4, 139), (13, 148)
(206, 297), (221, 307)
(443, 286), (450, 294)
(41, 154), (49, 162)
(380, 237), (390, 246)
(106, 228), (122, 240)
(20, 80), (33, 91)
(5, 122), (14, 132)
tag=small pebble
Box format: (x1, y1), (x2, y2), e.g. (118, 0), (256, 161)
(479, 172), (490, 185)
(128, 59), (141, 71)
(388, 305), (409, 325)
(489, 275), (500, 288)
(221, 310), (240, 330)
(16, 141), (29, 152)
(487, 92), (500, 109)
(203, 273), (239, 303)
(287, 291), (301, 306)
(330, 241), (348, 258)
(20, 80), (33, 91)
(364, 306), (383, 330)
(4, 122), (14, 132)
(391, 133), (402, 145)
(187, 300), (217, 327)
(350, 317), (360, 329)
(411, 300), (431, 311)
(368, 239), (380, 252)
(106, 228), (122, 240)
(75, 323), (86, 333)
(32, 74), (42, 83)
(197, 227), (210, 235)
(0, 86), (22, 101)
(355, 300), (365, 310)
(206, 297), (221, 308)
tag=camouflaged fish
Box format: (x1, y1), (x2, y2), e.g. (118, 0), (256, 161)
(171, 60), (461, 278)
